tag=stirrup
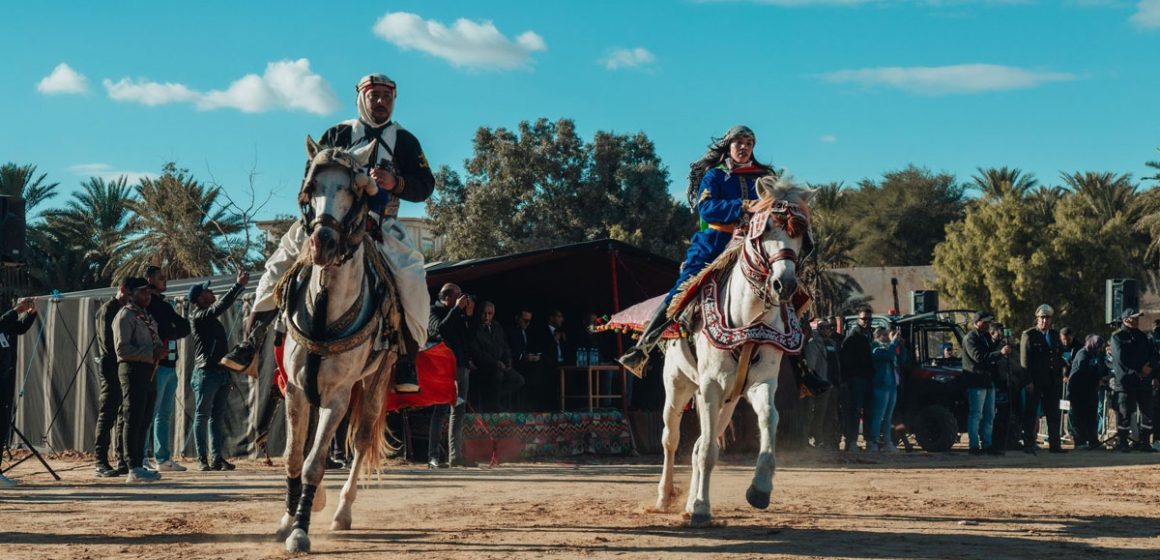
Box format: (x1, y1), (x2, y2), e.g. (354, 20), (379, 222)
(618, 349), (649, 379)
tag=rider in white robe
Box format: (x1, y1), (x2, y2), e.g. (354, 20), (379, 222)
(220, 74), (433, 393)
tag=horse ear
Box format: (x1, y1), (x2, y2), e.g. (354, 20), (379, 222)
(351, 141), (376, 169)
(755, 175), (778, 200)
(306, 135), (322, 159)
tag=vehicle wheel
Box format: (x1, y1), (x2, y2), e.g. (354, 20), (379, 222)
(912, 405), (958, 452)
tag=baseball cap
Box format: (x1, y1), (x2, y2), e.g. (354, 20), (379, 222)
(972, 311), (995, 323)
(188, 280), (211, 302)
(124, 277), (149, 292)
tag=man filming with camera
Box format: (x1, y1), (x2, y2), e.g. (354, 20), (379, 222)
(0, 297), (37, 487)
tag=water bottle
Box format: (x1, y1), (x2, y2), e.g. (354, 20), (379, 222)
(577, 347), (588, 366)
(588, 347), (600, 365)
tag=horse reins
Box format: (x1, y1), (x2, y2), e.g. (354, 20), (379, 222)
(738, 200), (808, 305)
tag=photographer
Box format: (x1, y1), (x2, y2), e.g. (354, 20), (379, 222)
(963, 311), (1010, 456)
(0, 297), (37, 488)
(188, 270), (249, 471)
(427, 283), (475, 468)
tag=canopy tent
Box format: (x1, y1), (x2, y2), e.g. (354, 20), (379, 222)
(5, 239), (678, 459)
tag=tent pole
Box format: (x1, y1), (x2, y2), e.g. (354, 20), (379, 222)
(610, 249), (623, 356)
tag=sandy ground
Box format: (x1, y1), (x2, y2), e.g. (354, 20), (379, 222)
(2, 447), (1160, 560)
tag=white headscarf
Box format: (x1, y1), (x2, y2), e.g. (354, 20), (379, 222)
(356, 73), (396, 128)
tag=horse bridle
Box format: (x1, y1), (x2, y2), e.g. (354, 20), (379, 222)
(738, 199), (812, 305)
(298, 151), (370, 267)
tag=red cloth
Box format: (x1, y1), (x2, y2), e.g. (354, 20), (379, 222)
(273, 342), (458, 411)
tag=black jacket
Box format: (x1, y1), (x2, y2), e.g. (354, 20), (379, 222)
(1020, 327), (1063, 389)
(0, 307), (36, 379)
(840, 326), (873, 380)
(1110, 327), (1155, 389)
(145, 292), (191, 367)
(319, 121), (435, 204)
(94, 297), (124, 364)
(429, 301), (471, 364)
(1069, 347), (1108, 392)
(189, 283), (245, 370)
(962, 328), (1003, 388)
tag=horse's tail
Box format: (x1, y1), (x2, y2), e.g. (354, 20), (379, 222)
(346, 354), (396, 477)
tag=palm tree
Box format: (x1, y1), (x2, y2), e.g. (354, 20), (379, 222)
(1145, 148), (1160, 186)
(970, 166), (1038, 201)
(802, 182), (867, 316)
(0, 163), (59, 216)
(1059, 171), (1139, 222)
(41, 176), (135, 287)
(115, 163), (245, 280)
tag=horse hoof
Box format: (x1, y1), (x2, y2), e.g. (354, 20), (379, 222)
(286, 528), (311, 554)
(746, 485), (771, 510)
(274, 514), (293, 542)
(331, 517), (351, 531)
(689, 512), (712, 528)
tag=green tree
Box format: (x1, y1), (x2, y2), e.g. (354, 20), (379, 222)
(0, 163), (58, 216)
(802, 182), (868, 316)
(115, 163), (245, 280)
(427, 118), (687, 260)
(970, 166), (1038, 202)
(1052, 172), (1148, 334)
(844, 165), (965, 266)
(33, 176), (135, 290)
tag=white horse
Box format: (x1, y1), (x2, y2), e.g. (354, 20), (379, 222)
(273, 137), (400, 553)
(655, 176), (814, 527)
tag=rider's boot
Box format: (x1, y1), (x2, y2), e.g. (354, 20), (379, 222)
(617, 303), (672, 379)
(220, 309), (279, 375)
(393, 320), (420, 394)
(792, 356), (832, 398)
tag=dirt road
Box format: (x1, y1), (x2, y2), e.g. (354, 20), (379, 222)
(2, 449), (1159, 559)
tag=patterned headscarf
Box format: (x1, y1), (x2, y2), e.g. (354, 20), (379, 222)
(356, 73), (396, 128)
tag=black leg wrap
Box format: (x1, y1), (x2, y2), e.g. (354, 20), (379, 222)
(293, 483), (318, 532)
(286, 476), (302, 516)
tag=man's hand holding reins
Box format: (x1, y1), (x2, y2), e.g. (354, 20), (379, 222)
(370, 168), (397, 195)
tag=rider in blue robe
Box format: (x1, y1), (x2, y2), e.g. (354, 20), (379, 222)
(619, 125), (773, 377)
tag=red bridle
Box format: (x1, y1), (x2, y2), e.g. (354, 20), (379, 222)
(736, 199), (810, 304)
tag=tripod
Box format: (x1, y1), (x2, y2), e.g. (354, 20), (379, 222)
(0, 305), (60, 480)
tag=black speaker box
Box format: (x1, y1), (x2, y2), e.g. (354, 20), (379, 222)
(911, 290), (939, 315)
(1106, 278), (1140, 324)
(0, 196), (26, 265)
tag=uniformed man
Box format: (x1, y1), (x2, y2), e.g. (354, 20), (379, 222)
(1019, 304), (1065, 454)
(1109, 308), (1157, 452)
(220, 73), (435, 394)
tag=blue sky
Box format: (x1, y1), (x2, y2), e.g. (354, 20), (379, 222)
(3, 0), (1158, 221)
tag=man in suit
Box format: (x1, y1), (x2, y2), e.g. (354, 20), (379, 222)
(470, 302), (524, 411)
(1020, 304), (1066, 454)
(533, 310), (568, 410)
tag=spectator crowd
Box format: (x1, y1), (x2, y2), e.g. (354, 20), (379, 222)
(797, 304), (1160, 455)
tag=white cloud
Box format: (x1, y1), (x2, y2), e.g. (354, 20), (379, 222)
(37, 63), (89, 94)
(372, 12), (546, 70)
(103, 59), (340, 114)
(817, 64), (1077, 95)
(67, 163), (156, 184)
(1131, 0), (1160, 28)
(601, 48), (656, 70)
(820, 134), (838, 143)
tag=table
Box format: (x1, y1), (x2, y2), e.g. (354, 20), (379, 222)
(558, 364), (628, 414)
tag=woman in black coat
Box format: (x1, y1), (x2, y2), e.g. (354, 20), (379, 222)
(1069, 334), (1109, 450)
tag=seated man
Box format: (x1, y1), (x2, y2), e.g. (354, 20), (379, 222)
(220, 73), (435, 393)
(470, 302), (525, 411)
